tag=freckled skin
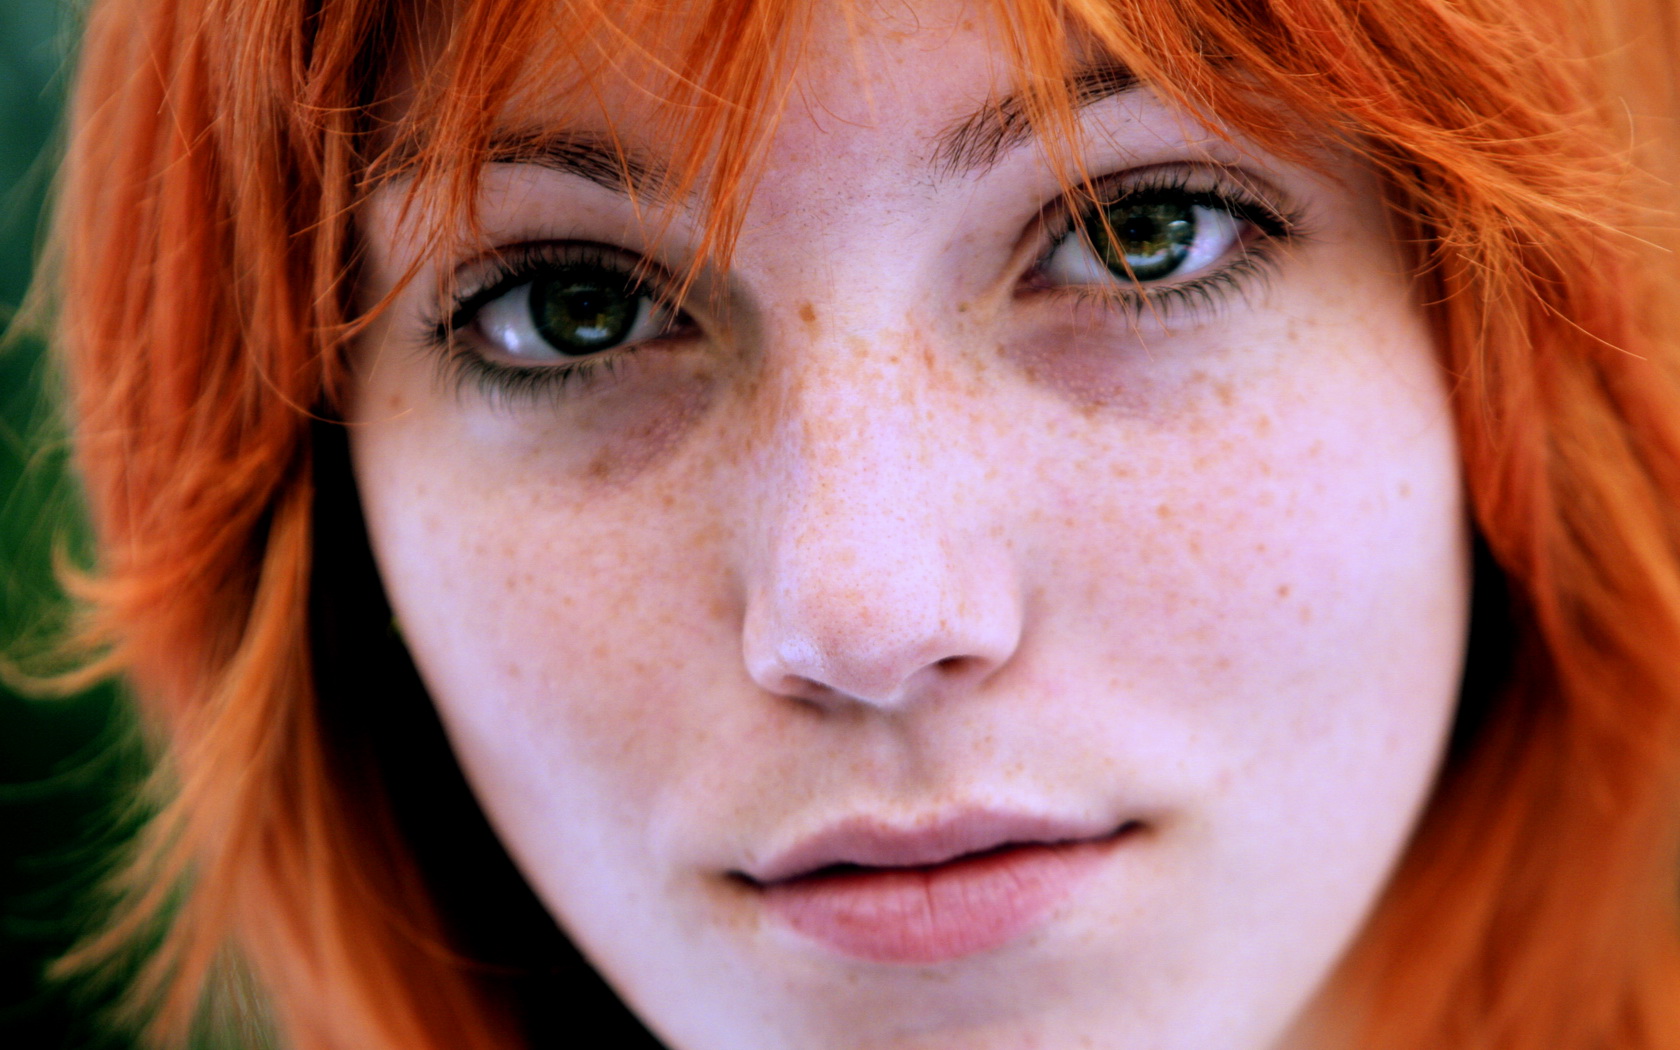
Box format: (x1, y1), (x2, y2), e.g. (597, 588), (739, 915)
(347, 4), (1468, 1050)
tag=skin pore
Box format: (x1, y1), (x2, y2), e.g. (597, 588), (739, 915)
(347, 3), (1470, 1048)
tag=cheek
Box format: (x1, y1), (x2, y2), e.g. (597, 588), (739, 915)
(1068, 401), (1462, 702)
(954, 311), (1462, 1011)
(1026, 284), (1467, 883)
(348, 398), (753, 878)
(1033, 233), (1464, 702)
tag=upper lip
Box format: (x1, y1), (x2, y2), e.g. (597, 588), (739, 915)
(741, 808), (1129, 885)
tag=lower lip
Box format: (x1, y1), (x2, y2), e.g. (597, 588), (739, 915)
(757, 836), (1122, 965)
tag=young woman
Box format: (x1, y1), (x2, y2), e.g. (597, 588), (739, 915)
(49, 0), (1680, 1047)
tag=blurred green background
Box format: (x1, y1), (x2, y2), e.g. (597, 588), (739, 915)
(3, 2), (149, 1047)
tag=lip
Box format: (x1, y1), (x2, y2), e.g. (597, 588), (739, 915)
(741, 810), (1139, 965)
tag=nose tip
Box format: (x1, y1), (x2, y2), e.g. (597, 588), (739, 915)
(741, 535), (1023, 712)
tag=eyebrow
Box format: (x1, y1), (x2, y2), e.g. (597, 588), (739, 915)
(474, 61), (1141, 199)
(931, 62), (1142, 177)
(479, 129), (675, 200)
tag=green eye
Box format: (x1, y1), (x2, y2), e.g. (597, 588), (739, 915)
(1093, 197), (1198, 281)
(1041, 186), (1246, 290)
(460, 253), (679, 367)
(530, 267), (644, 356)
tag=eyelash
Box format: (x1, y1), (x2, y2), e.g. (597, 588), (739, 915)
(424, 168), (1305, 406)
(1026, 167), (1303, 318)
(420, 242), (688, 406)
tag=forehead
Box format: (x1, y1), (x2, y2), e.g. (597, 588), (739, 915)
(384, 0), (1150, 186)
(484, 8), (1020, 179)
(505, 1), (1004, 119)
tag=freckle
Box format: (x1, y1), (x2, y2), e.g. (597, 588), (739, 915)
(1399, 481), (1412, 498)
(1299, 604), (1313, 624)
(1156, 503), (1172, 519)
(1277, 583), (1291, 598)
(1214, 381), (1234, 407)
(798, 301), (817, 326)
(386, 394), (403, 411)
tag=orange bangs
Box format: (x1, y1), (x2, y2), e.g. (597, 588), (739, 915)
(52, 0), (1680, 1047)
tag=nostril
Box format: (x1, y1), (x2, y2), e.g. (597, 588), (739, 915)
(783, 675), (841, 705)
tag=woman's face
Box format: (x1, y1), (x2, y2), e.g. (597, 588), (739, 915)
(349, 4), (1469, 1048)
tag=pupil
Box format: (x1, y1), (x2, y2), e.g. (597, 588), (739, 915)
(530, 268), (638, 355)
(1099, 197), (1197, 281)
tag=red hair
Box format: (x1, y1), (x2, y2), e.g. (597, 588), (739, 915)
(51, 0), (1680, 1046)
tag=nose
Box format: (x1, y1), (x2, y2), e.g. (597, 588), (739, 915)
(738, 328), (1024, 713)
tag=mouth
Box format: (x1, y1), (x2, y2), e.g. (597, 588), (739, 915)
(736, 812), (1142, 965)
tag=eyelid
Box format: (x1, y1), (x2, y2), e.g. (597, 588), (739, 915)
(415, 239), (697, 410)
(1031, 162), (1301, 266)
(430, 240), (685, 342)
